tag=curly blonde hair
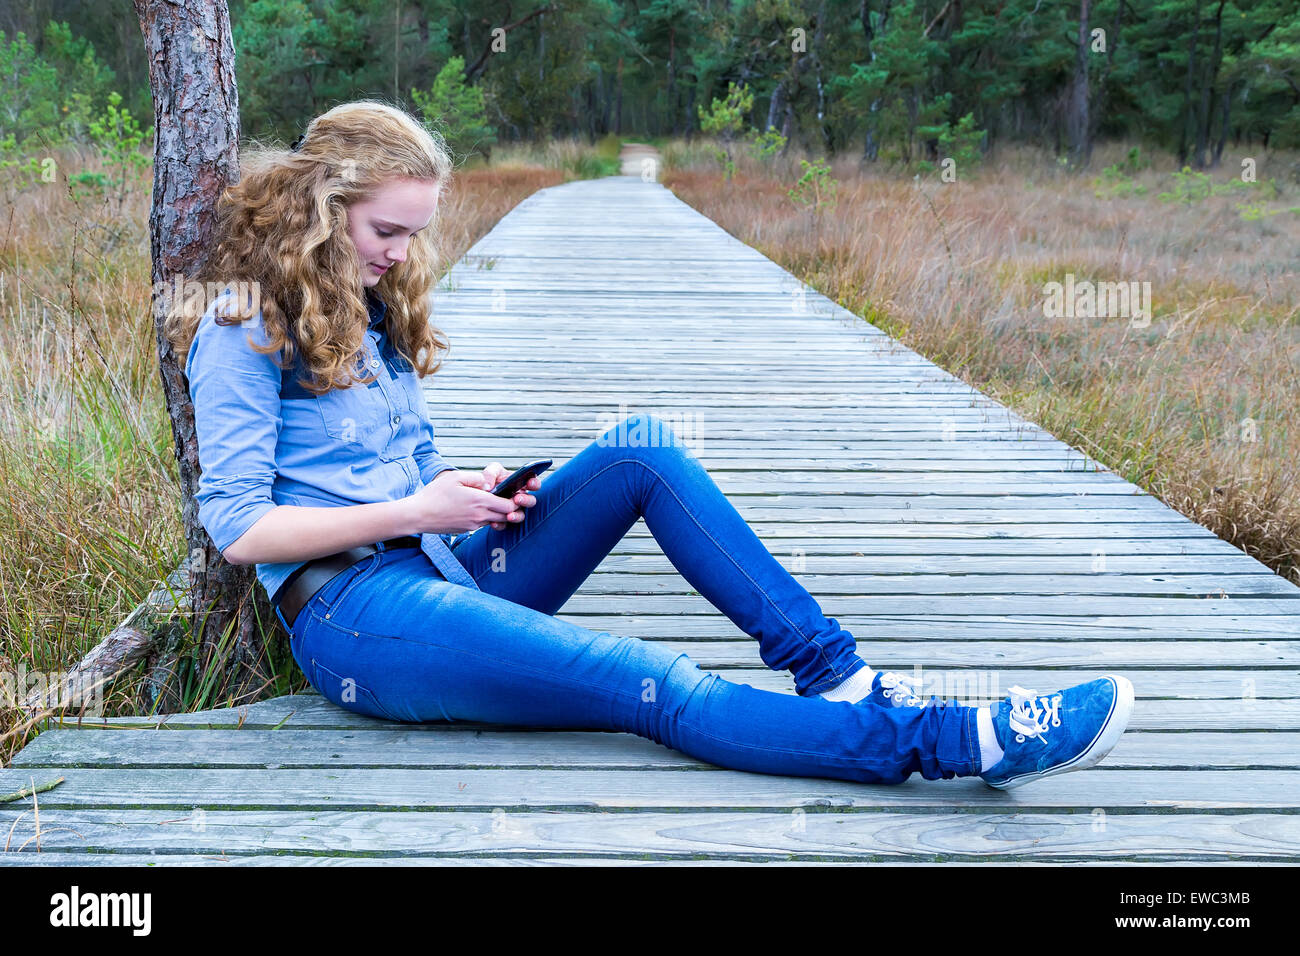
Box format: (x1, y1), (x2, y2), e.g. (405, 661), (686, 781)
(163, 99), (455, 396)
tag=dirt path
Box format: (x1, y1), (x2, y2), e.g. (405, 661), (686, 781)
(618, 141), (661, 180)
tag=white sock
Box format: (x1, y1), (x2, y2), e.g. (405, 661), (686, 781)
(977, 706), (1004, 772)
(818, 665), (876, 703)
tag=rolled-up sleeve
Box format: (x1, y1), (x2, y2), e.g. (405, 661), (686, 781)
(184, 299), (282, 556)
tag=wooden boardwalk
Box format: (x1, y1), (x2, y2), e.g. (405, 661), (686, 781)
(4, 175), (1300, 864)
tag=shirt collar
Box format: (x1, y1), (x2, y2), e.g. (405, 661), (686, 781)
(365, 289), (387, 329)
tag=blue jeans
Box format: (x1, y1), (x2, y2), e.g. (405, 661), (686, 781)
(273, 414), (980, 785)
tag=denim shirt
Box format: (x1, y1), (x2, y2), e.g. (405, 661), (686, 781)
(184, 286), (480, 605)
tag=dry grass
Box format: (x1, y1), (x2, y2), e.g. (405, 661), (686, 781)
(663, 138), (1300, 585)
(0, 140), (583, 767)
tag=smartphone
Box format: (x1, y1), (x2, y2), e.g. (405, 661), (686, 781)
(490, 459), (552, 498)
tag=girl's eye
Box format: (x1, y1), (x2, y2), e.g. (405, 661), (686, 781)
(377, 229), (393, 238)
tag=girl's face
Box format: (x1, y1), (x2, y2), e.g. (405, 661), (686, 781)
(345, 177), (440, 287)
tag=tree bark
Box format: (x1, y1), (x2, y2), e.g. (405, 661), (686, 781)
(1067, 0), (1092, 169)
(615, 55), (624, 135)
(859, 0), (893, 161)
(133, 0), (274, 712)
(597, 62), (610, 134)
(767, 79), (787, 133)
(667, 24), (678, 136)
(1196, 0), (1226, 168)
(1088, 0), (1123, 145)
(814, 0), (830, 153)
(783, 22), (815, 147)
(1213, 79), (1233, 166)
(1179, 0), (1202, 167)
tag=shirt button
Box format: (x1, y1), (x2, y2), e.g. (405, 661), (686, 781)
(392, 415), (401, 425)
(369, 359), (380, 369)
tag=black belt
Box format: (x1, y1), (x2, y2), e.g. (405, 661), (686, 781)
(274, 535), (422, 630)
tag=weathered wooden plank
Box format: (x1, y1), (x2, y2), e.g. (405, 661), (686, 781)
(602, 537), (1253, 557)
(527, 505), (1211, 523)
(432, 382), (1019, 397)
(569, 573), (1299, 597)
(28, 696), (1300, 734)
(583, 507), (1214, 523)
(557, 610), (1300, 638)
(553, 594), (1300, 615)
(542, 506), (1223, 524)
(592, 554), (1280, 575)
(437, 424), (1065, 440)
(430, 395), (1024, 406)
(2, 767), (1298, 810)
(704, 670), (1296, 708)
(645, 523), (1223, 536)
(11, 727), (1298, 770)
(438, 446), (1118, 465)
(437, 476), (1155, 496)
(2, 808), (1298, 861)
(50, 704), (1298, 738)
(0, 853), (1270, 866)
(441, 449), (1113, 465)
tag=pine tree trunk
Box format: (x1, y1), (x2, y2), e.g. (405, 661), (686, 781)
(1088, 0), (1122, 146)
(615, 56), (624, 135)
(132, 0), (278, 712)
(1179, 0), (1203, 167)
(668, 26), (677, 136)
(1197, 0), (1226, 168)
(1067, 0), (1091, 169)
(1214, 81), (1233, 166)
(767, 80), (787, 133)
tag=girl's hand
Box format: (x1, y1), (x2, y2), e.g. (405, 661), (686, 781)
(479, 461), (542, 531)
(408, 469), (516, 535)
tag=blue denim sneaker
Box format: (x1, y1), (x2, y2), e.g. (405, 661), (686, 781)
(866, 671), (929, 708)
(980, 676), (1134, 790)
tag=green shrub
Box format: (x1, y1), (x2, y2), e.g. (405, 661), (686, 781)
(1092, 162), (1148, 199)
(698, 81), (753, 180)
(1157, 165), (1259, 203)
(411, 56), (498, 165)
(66, 91), (154, 254)
(937, 112), (984, 170)
(788, 158), (838, 211)
(745, 127), (786, 161)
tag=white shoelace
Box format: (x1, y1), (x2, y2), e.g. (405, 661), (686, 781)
(879, 671), (924, 706)
(1005, 685), (1063, 744)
